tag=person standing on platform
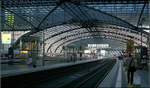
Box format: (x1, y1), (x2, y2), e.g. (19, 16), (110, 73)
(27, 53), (33, 67)
(127, 55), (136, 85)
(8, 47), (14, 65)
(8, 47), (14, 59)
(70, 56), (72, 62)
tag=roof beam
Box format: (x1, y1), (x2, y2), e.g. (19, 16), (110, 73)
(37, 4), (60, 30)
(1, 7), (37, 31)
(2, 0), (147, 8)
(136, 2), (147, 27)
(47, 30), (144, 52)
(53, 35), (130, 53)
(50, 32), (142, 52)
(44, 24), (148, 43)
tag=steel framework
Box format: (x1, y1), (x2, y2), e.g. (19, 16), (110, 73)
(1, 0), (149, 53)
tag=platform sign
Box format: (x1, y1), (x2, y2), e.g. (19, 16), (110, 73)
(1, 33), (11, 44)
(126, 40), (134, 56)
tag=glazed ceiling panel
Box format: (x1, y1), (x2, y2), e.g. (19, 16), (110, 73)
(2, 0), (147, 31)
(42, 24), (147, 53)
(2, 0), (149, 52)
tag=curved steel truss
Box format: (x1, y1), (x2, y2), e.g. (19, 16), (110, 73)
(39, 23), (148, 53)
(2, 0), (148, 31)
(2, 0), (149, 53)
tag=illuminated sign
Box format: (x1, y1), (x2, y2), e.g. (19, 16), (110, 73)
(20, 51), (28, 54)
(88, 44), (109, 48)
(1, 33), (11, 44)
(84, 50), (91, 53)
(101, 50), (106, 56)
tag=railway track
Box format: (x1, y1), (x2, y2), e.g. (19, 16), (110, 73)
(59, 59), (116, 88)
(29, 59), (116, 88)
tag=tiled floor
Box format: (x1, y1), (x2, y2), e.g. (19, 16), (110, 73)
(133, 69), (149, 87)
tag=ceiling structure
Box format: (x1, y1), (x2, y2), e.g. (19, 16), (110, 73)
(1, 0), (149, 53)
(66, 38), (126, 51)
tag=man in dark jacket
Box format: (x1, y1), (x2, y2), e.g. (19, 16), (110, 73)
(127, 57), (136, 85)
(8, 47), (14, 59)
(8, 47), (14, 65)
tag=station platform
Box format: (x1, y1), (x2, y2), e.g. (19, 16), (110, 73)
(1, 57), (149, 88)
(98, 58), (149, 88)
(133, 69), (149, 87)
(98, 59), (128, 87)
(1, 57), (101, 78)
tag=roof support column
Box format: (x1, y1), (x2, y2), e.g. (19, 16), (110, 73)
(42, 30), (45, 66)
(148, 2), (150, 86)
(137, 2), (147, 27)
(148, 27), (150, 88)
(0, 0), (1, 55)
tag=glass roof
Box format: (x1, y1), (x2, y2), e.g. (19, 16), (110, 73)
(87, 3), (149, 27)
(1, 0), (149, 53)
(2, 0), (149, 31)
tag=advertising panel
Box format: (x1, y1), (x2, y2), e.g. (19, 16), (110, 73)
(1, 33), (11, 44)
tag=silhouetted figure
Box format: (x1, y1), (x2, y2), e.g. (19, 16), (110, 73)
(32, 57), (37, 68)
(8, 47), (14, 59)
(70, 56), (72, 61)
(33, 64), (36, 68)
(127, 57), (136, 84)
(8, 47), (14, 65)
